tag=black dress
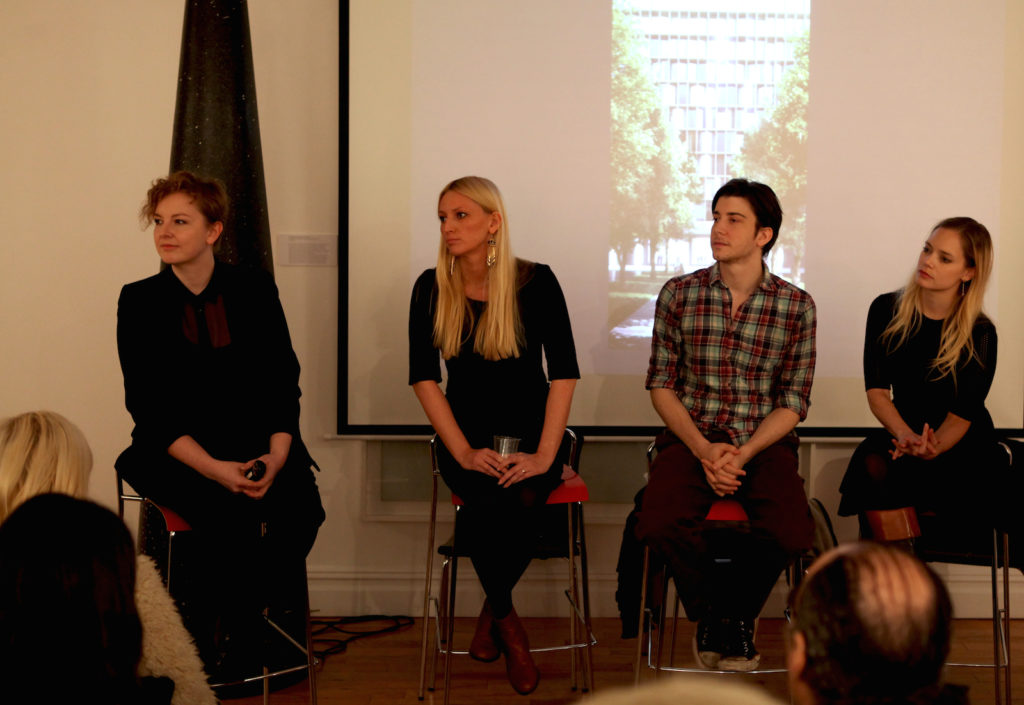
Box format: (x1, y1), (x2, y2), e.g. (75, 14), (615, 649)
(408, 260), (579, 614)
(838, 291), (1006, 524)
(115, 262), (325, 661)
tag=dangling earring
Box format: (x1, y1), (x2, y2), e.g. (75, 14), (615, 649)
(486, 237), (497, 268)
(960, 280), (967, 295)
(449, 256), (455, 276)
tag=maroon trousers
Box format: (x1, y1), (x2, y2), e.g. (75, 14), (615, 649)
(635, 430), (814, 622)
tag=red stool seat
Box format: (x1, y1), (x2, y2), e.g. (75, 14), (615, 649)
(548, 472), (589, 504)
(705, 499), (747, 522)
(149, 502), (192, 533)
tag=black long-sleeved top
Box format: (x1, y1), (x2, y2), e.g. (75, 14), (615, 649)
(408, 261), (579, 453)
(863, 291), (997, 443)
(117, 262), (304, 465)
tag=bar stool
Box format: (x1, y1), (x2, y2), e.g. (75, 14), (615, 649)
(865, 506), (1014, 705)
(116, 472), (319, 704)
(633, 442), (807, 681)
(417, 428), (595, 704)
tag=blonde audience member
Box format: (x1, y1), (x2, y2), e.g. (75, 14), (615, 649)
(578, 676), (783, 705)
(0, 411), (216, 705)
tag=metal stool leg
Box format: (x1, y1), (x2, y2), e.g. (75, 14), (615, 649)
(995, 529), (1012, 705)
(991, 528), (1003, 705)
(1002, 531), (1011, 705)
(668, 591), (681, 667)
(634, 546), (650, 684)
(304, 576), (318, 705)
(442, 553), (458, 705)
(165, 529), (176, 593)
(654, 563), (670, 677)
(263, 627), (271, 704)
(417, 473), (439, 700)
(429, 556), (449, 692)
(578, 501), (595, 692)
(565, 502), (579, 691)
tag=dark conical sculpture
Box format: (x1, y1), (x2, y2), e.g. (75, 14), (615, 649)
(169, 0), (273, 275)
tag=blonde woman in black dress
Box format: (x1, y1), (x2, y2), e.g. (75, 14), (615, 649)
(409, 176), (579, 695)
(839, 217), (1018, 550)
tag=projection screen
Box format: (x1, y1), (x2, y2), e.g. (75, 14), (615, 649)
(343, 0), (1024, 435)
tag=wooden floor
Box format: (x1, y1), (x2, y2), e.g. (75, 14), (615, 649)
(228, 617), (1022, 705)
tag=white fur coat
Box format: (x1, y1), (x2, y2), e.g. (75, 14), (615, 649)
(135, 555), (218, 705)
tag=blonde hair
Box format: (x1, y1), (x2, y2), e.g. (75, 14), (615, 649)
(581, 677), (783, 705)
(882, 217), (993, 381)
(433, 176), (522, 360)
(0, 411), (92, 523)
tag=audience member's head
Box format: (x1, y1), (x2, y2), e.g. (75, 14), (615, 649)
(0, 410), (91, 522)
(786, 542), (953, 705)
(575, 675), (784, 705)
(0, 493), (145, 703)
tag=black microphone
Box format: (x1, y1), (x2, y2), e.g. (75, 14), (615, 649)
(245, 459), (267, 481)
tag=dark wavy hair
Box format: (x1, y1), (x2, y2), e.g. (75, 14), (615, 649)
(712, 178), (783, 256)
(0, 494), (145, 703)
(789, 542), (952, 705)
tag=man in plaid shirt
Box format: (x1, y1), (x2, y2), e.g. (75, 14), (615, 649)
(638, 179), (816, 671)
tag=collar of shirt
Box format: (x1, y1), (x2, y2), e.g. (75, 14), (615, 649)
(707, 261), (778, 296)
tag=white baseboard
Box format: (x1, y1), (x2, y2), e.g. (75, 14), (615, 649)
(307, 562), (1024, 620)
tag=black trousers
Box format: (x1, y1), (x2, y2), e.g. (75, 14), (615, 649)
(117, 445), (324, 654)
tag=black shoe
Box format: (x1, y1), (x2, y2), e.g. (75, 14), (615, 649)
(692, 618), (723, 669)
(718, 618), (760, 671)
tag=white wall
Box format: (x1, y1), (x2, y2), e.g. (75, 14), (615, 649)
(0, 0), (348, 601)
(0, 1), (1019, 626)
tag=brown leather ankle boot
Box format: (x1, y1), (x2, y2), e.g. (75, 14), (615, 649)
(494, 607), (539, 695)
(469, 600), (500, 662)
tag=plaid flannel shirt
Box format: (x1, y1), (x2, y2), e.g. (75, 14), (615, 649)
(645, 263), (816, 445)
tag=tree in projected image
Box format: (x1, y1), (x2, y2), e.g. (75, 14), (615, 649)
(732, 33), (809, 288)
(610, 2), (701, 286)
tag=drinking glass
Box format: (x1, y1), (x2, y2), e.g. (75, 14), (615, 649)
(493, 435), (520, 457)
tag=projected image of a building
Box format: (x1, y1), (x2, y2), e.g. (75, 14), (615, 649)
(610, 0), (810, 348)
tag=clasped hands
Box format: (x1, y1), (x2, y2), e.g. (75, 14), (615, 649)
(699, 442), (749, 497)
(210, 455), (281, 498)
(459, 448), (551, 488)
(890, 423), (938, 460)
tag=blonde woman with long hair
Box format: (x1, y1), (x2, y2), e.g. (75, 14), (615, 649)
(0, 411), (216, 705)
(837, 217), (1017, 540)
(409, 176), (579, 695)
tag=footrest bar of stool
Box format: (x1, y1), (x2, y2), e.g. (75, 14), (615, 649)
(530, 641), (595, 654)
(209, 662), (313, 689)
(650, 664), (788, 675)
(946, 662), (1006, 669)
